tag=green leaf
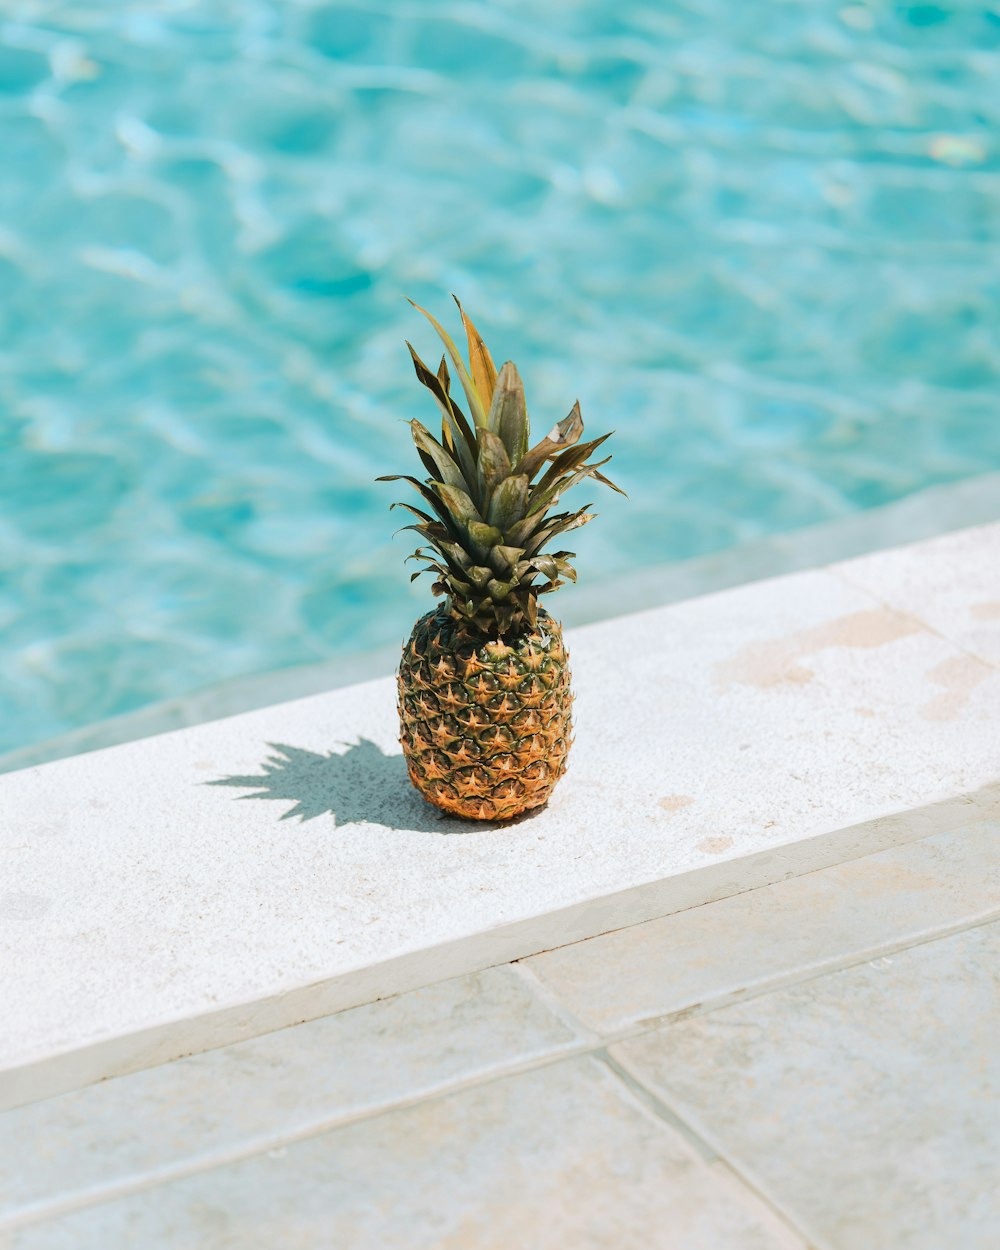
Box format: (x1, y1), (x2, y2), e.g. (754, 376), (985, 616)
(467, 519), (504, 552)
(487, 578), (513, 602)
(378, 475), (456, 530)
(407, 297), (487, 429)
(525, 505), (596, 555)
(531, 554), (559, 581)
(435, 538), (473, 569)
(503, 511), (547, 549)
(389, 506), (439, 533)
(433, 482), (482, 526)
(528, 455), (612, 516)
(531, 432), (612, 501)
(488, 544), (524, 573)
(447, 575), (474, 598)
(475, 427), (511, 509)
(515, 401), (584, 480)
(409, 419), (466, 490)
(486, 473), (528, 531)
(405, 342), (477, 482)
(485, 361), (528, 463)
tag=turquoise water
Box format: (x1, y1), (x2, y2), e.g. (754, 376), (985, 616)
(2, 1), (999, 755)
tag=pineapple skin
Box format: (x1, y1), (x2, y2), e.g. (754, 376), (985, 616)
(398, 605), (572, 822)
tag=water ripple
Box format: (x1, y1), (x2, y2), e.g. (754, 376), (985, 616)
(1, 0), (999, 753)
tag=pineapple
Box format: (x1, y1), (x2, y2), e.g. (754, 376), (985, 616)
(380, 298), (623, 822)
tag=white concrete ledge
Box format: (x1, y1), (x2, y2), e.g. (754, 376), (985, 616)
(2, 522), (999, 1111)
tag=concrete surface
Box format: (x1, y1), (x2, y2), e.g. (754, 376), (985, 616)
(3, 817), (997, 1247)
(2, 524), (999, 1110)
(837, 521), (1000, 670)
(526, 819), (1000, 1033)
(614, 921), (1000, 1250)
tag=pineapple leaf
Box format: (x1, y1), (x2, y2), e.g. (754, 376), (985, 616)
(502, 511), (547, 549)
(531, 554), (559, 581)
(467, 519), (504, 554)
(388, 500), (442, 530)
(531, 432), (612, 500)
(475, 427), (511, 510)
(453, 295), (498, 414)
(409, 419), (466, 490)
(434, 537), (473, 569)
(485, 361), (529, 463)
(405, 342), (477, 481)
(527, 455), (612, 516)
(523, 590), (538, 628)
(488, 544), (524, 573)
(395, 303), (626, 630)
(407, 297), (487, 429)
(379, 475), (458, 531)
(487, 473), (528, 531)
(515, 402), (584, 480)
(433, 481), (483, 525)
(592, 467), (627, 496)
(487, 578), (513, 602)
(524, 504), (595, 555)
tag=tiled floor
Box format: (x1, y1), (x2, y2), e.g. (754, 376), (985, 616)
(3, 819), (998, 1249)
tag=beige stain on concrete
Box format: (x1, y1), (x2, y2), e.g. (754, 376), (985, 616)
(855, 706), (876, 718)
(920, 655), (992, 722)
(840, 857), (944, 898)
(697, 835), (734, 855)
(716, 609), (922, 690)
(971, 601), (1000, 622)
(659, 795), (695, 815)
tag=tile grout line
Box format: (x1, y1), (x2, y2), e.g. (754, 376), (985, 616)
(603, 1047), (832, 1250)
(501, 783), (999, 982)
(0, 1038), (596, 1234)
(7, 902), (1000, 1231)
(506, 959), (604, 1044)
(593, 1049), (720, 1163)
(602, 903), (1000, 1041)
(2, 965), (602, 1232)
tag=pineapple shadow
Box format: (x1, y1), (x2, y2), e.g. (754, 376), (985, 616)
(207, 738), (484, 834)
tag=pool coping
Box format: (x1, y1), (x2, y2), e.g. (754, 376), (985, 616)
(2, 520), (999, 1111)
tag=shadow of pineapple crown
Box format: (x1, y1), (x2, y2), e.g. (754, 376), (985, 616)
(207, 738), (498, 834)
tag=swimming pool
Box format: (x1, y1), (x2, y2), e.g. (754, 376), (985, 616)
(2, 0), (999, 756)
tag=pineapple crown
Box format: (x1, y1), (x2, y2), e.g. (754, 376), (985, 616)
(379, 297), (624, 637)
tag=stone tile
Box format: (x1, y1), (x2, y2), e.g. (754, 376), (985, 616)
(835, 521), (1000, 669)
(613, 922), (1000, 1250)
(0, 966), (579, 1229)
(5, 1058), (807, 1250)
(526, 821), (1000, 1034)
